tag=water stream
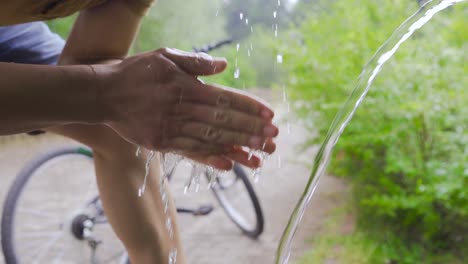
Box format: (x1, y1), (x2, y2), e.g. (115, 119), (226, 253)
(275, 0), (466, 263)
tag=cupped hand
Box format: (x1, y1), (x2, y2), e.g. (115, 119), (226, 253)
(96, 48), (278, 169)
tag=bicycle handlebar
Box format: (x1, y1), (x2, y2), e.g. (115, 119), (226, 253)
(192, 39), (233, 54)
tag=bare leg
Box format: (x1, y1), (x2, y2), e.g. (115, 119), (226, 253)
(47, 124), (185, 264)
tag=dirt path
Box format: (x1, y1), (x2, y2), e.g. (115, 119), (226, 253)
(0, 90), (351, 264)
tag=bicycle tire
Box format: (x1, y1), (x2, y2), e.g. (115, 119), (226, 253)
(209, 164), (264, 239)
(1, 147), (128, 264)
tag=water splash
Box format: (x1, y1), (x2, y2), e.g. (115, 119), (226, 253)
(234, 68), (240, 79)
(275, 1), (466, 263)
(282, 86), (288, 102)
(206, 166), (217, 188)
(135, 146), (141, 157)
(184, 163), (204, 193)
(138, 150), (156, 197)
(247, 149), (254, 160)
(252, 167), (262, 183)
(166, 217), (174, 239)
(168, 249), (177, 264)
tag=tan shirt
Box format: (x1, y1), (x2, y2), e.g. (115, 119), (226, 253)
(0, 0), (130, 25)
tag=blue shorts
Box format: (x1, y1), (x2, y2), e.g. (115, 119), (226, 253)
(0, 22), (64, 65)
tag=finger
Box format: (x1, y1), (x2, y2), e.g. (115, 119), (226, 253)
(174, 122), (276, 153)
(163, 137), (228, 154)
(182, 153), (234, 170)
(171, 104), (279, 137)
(160, 48), (227, 76)
(224, 148), (262, 169)
(179, 80), (275, 120)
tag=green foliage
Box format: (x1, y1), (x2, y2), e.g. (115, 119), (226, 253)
(286, 0), (468, 261)
(46, 15), (76, 39)
(222, 0), (289, 40)
(133, 0), (227, 53)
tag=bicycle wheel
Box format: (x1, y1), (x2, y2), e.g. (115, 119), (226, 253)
(209, 163), (264, 239)
(1, 147), (128, 264)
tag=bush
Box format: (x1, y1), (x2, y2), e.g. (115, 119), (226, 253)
(286, 0), (467, 260)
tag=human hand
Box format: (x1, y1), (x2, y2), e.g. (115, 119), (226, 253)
(95, 48), (278, 170)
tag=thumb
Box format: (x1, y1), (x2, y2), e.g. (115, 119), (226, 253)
(160, 48), (227, 76)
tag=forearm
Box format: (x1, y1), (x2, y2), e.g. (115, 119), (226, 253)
(60, 0), (149, 64)
(0, 63), (105, 135)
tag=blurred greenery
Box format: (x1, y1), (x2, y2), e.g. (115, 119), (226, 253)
(284, 0), (467, 262)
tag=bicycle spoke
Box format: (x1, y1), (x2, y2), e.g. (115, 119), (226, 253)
(51, 244), (66, 264)
(16, 230), (62, 240)
(28, 233), (62, 264)
(17, 208), (59, 218)
(17, 220), (61, 231)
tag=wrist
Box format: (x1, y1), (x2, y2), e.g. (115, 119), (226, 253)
(89, 63), (120, 125)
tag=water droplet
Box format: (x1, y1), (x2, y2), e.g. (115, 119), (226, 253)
(273, 11), (277, 18)
(135, 146), (141, 157)
(250, 43), (253, 50)
(282, 86), (288, 102)
(162, 153), (182, 179)
(275, 24), (278, 38)
(234, 68), (240, 79)
(215, 9), (219, 16)
(277, 54), (283, 64)
(287, 122), (291, 134)
(245, 18), (249, 25)
(248, 149), (254, 160)
(278, 0), (281, 6)
(161, 189), (169, 213)
(251, 26), (254, 33)
(252, 167), (262, 183)
(138, 150), (156, 197)
(248, 49), (251, 57)
(236, 43), (240, 52)
(166, 217), (173, 239)
(240, 12), (243, 20)
(287, 102), (291, 113)
(206, 167), (217, 189)
(168, 248), (178, 264)
(277, 155), (282, 169)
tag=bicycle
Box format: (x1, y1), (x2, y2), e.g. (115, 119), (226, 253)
(1, 40), (264, 264)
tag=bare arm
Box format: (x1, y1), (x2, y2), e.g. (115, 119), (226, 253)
(59, 0), (151, 64)
(0, 63), (105, 135)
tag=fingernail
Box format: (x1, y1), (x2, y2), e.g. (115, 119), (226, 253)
(249, 136), (262, 148)
(263, 124), (278, 137)
(261, 109), (274, 119)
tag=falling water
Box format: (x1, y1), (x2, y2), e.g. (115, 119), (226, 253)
(138, 150), (156, 197)
(234, 68), (240, 79)
(276, 54), (283, 64)
(275, 0), (466, 263)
